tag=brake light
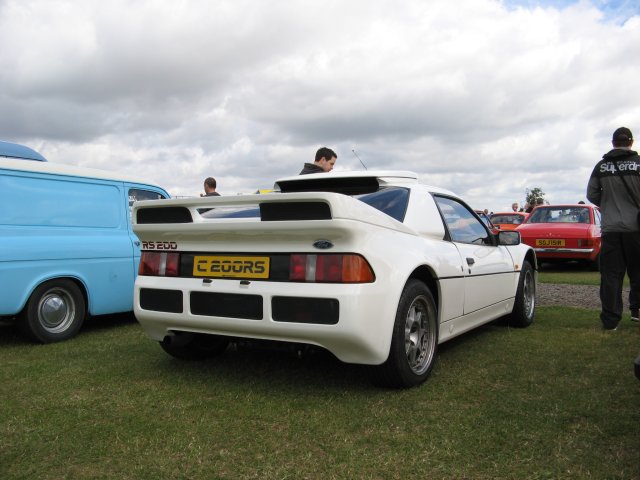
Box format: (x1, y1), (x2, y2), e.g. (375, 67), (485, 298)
(139, 252), (180, 276)
(289, 254), (374, 283)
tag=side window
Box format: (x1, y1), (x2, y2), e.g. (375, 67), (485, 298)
(128, 188), (166, 217)
(435, 196), (492, 245)
(594, 208), (601, 226)
(129, 188), (166, 207)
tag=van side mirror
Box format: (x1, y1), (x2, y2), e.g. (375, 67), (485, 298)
(498, 230), (520, 246)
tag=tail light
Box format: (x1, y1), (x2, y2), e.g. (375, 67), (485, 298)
(139, 252), (180, 276)
(578, 239), (594, 247)
(289, 254), (374, 283)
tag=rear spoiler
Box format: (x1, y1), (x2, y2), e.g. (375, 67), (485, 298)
(133, 191), (415, 234)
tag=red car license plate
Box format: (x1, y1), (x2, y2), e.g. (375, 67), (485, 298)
(535, 239), (565, 247)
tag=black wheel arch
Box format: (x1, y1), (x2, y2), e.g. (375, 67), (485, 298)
(524, 249), (538, 272)
(407, 265), (440, 314)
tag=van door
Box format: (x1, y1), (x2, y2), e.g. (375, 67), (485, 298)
(125, 186), (168, 273)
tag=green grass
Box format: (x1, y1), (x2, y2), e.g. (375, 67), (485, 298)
(1, 309), (638, 479)
(538, 263), (630, 286)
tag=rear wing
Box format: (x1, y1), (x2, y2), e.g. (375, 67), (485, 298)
(132, 191), (416, 235)
(274, 171), (418, 195)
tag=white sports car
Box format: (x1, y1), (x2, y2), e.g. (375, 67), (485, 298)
(133, 171), (536, 388)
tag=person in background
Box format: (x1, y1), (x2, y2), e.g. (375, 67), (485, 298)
(201, 177), (220, 197)
(586, 126), (640, 329)
(512, 202), (519, 212)
(299, 147), (337, 175)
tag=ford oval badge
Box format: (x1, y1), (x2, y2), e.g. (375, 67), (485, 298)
(313, 240), (334, 250)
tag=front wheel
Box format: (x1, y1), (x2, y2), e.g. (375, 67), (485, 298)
(373, 280), (438, 388)
(19, 279), (86, 343)
(160, 332), (229, 360)
(506, 260), (536, 328)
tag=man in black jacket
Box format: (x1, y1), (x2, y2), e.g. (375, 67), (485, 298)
(587, 127), (640, 329)
(299, 147), (337, 175)
(200, 177), (221, 196)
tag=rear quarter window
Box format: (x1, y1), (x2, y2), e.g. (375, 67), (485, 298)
(356, 187), (409, 222)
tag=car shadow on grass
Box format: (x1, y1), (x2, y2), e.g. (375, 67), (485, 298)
(148, 321), (508, 392)
(154, 339), (377, 391)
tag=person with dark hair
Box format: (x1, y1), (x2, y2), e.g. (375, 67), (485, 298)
(587, 127), (640, 329)
(201, 177), (220, 197)
(299, 147), (337, 175)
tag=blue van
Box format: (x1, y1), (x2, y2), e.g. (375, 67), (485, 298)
(0, 142), (170, 342)
(0, 139), (48, 161)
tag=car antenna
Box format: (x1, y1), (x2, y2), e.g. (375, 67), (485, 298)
(352, 149), (368, 170)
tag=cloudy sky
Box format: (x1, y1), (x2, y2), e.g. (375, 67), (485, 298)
(1, 0), (639, 212)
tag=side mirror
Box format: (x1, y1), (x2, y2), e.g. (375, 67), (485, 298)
(498, 230), (521, 246)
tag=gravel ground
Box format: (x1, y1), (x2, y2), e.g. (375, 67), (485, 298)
(536, 281), (631, 311)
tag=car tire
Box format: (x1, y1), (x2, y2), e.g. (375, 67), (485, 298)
(589, 253), (600, 271)
(160, 332), (229, 360)
(19, 279), (86, 343)
(372, 279), (438, 388)
(505, 260), (536, 328)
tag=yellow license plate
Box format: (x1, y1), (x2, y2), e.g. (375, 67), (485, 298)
(535, 239), (565, 247)
(193, 255), (270, 278)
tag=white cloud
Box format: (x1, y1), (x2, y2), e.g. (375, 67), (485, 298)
(1, 0), (638, 211)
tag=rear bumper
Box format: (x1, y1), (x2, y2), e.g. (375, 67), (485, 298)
(134, 276), (399, 365)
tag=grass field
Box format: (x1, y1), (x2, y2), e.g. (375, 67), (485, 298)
(538, 262), (630, 286)
(1, 306), (638, 479)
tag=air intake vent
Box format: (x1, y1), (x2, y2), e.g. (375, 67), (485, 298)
(276, 176), (380, 195)
(260, 202), (331, 221)
(137, 207), (193, 224)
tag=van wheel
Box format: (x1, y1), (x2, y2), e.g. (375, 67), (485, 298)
(160, 332), (229, 360)
(20, 279), (86, 343)
(372, 279), (438, 388)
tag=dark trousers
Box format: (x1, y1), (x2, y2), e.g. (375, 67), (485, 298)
(599, 231), (640, 328)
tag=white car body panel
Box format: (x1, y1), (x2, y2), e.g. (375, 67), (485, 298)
(133, 171), (534, 365)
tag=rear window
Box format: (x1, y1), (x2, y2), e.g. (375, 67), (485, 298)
(528, 207), (590, 224)
(490, 214), (525, 224)
(201, 186), (410, 222)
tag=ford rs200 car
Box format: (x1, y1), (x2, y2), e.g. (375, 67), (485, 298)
(132, 171), (537, 388)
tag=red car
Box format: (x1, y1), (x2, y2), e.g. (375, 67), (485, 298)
(489, 212), (529, 231)
(517, 204), (601, 269)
